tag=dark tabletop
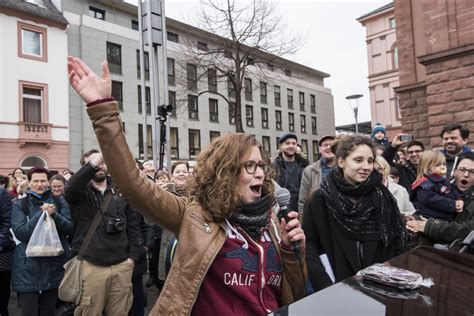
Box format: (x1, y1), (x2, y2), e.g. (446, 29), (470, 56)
(271, 246), (474, 315)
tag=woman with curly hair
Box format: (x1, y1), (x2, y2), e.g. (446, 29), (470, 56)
(303, 134), (407, 292)
(68, 56), (306, 315)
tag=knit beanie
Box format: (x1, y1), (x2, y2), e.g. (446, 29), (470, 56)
(371, 123), (386, 138)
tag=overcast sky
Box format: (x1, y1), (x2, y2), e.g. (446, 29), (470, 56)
(158, 0), (390, 126)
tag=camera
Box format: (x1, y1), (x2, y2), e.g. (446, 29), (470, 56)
(105, 217), (125, 234)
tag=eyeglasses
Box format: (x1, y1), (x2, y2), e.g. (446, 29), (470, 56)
(242, 160), (269, 174)
(456, 167), (474, 176)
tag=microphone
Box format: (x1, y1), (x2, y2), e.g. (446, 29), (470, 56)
(275, 187), (300, 254)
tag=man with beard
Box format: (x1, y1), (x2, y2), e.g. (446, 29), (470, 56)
(298, 135), (335, 216)
(272, 132), (309, 212)
(64, 149), (140, 316)
(441, 123), (472, 181)
(407, 153), (474, 245)
(383, 135), (424, 194)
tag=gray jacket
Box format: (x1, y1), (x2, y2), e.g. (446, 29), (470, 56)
(298, 160), (323, 215)
(387, 177), (416, 215)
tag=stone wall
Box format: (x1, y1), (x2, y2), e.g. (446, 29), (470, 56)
(394, 0), (474, 149)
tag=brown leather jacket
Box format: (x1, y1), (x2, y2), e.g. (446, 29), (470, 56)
(87, 101), (307, 315)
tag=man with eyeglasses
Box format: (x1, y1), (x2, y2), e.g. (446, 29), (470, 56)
(382, 134), (425, 194)
(298, 135), (335, 216)
(407, 153), (474, 245)
(272, 132), (309, 213)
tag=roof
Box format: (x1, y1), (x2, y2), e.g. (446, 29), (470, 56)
(357, 2), (393, 22)
(335, 121), (372, 135)
(0, 0), (68, 29)
(166, 17), (330, 79)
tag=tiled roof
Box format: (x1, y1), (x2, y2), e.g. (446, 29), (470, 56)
(357, 2), (393, 21)
(0, 0), (68, 28)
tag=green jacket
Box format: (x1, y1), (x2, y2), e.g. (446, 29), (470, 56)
(424, 188), (474, 243)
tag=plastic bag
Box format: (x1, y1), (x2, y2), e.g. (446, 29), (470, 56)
(356, 263), (434, 290)
(25, 211), (64, 257)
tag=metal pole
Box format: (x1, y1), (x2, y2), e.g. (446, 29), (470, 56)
(354, 107), (359, 134)
(138, 0), (148, 160)
(160, 0), (171, 170)
(145, 0), (160, 168)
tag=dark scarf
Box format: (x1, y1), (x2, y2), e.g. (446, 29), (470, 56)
(320, 168), (406, 247)
(229, 194), (272, 240)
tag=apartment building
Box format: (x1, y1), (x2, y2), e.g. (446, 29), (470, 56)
(0, 0), (69, 175)
(62, 0), (335, 171)
(357, 2), (401, 140)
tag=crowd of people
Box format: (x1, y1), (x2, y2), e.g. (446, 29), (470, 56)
(0, 56), (473, 316)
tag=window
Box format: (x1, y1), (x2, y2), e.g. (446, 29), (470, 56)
(21, 83), (46, 123)
(187, 63), (197, 90)
(137, 85), (151, 115)
(287, 89), (293, 109)
(392, 44), (399, 69)
(312, 117), (317, 135)
(189, 129), (201, 158)
(299, 92), (305, 111)
(244, 78), (253, 101)
(188, 95), (199, 120)
(261, 108), (269, 129)
(313, 141), (319, 162)
(301, 140), (308, 157)
(246, 57), (255, 65)
(89, 6), (105, 20)
(262, 136), (271, 157)
(167, 31), (179, 43)
(288, 113), (295, 132)
(138, 124), (152, 159)
(170, 127), (179, 159)
(229, 102), (236, 124)
(267, 63), (274, 72)
(210, 131), (221, 143)
(246, 105), (254, 127)
(136, 50), (150, 80)
(275, 110), (282, 131)
(107, 42), (122, 74)
(131, 20), (139, 30)
(285, 69), (292, 77)
(274, 85), (281, 107)
(310, 94), (316, 114)
(197, 41), (208, 51)
(260, 82), (267, 104)
(21, 156), (47, 169)
(300, 115), (306, 133)
(112, 81), (123, 111)
(389, 17), (396, 29)
(167, 58), (175, 85)
(169, 91), (177, 117)
(208, 68), (217, 93)
(223, 50), (232, 59)
(209, 98), (219, 122)
(227, 75), (236, 99)
(18, 22), (47, 62)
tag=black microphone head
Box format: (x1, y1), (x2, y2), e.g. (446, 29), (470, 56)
(275, 187), (291, 208)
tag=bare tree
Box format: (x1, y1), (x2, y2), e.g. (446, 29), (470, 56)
(175, 0), (303, 132)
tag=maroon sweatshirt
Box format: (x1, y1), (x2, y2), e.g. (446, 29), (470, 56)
(191, 222), (283, 315)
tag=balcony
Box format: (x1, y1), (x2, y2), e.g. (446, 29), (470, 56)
(18, 122), (52, 148)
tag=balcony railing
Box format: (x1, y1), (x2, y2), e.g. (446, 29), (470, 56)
(18, 122), (52, 147)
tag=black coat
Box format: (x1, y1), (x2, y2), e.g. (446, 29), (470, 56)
(64, 163), (141, 266)
(302, 190), (405, 292)
(382, 145), (417, 194)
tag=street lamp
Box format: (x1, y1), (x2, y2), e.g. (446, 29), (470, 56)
(346, 94), (363, 134)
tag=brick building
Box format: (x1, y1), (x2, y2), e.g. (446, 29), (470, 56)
(394, 0), (474, 148)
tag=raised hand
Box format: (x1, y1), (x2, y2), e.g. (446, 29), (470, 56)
(68, 56), (111, 104)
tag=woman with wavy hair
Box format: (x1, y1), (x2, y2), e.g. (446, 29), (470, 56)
(67, 56), (306, 315)
(303, 135), (406, 292)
